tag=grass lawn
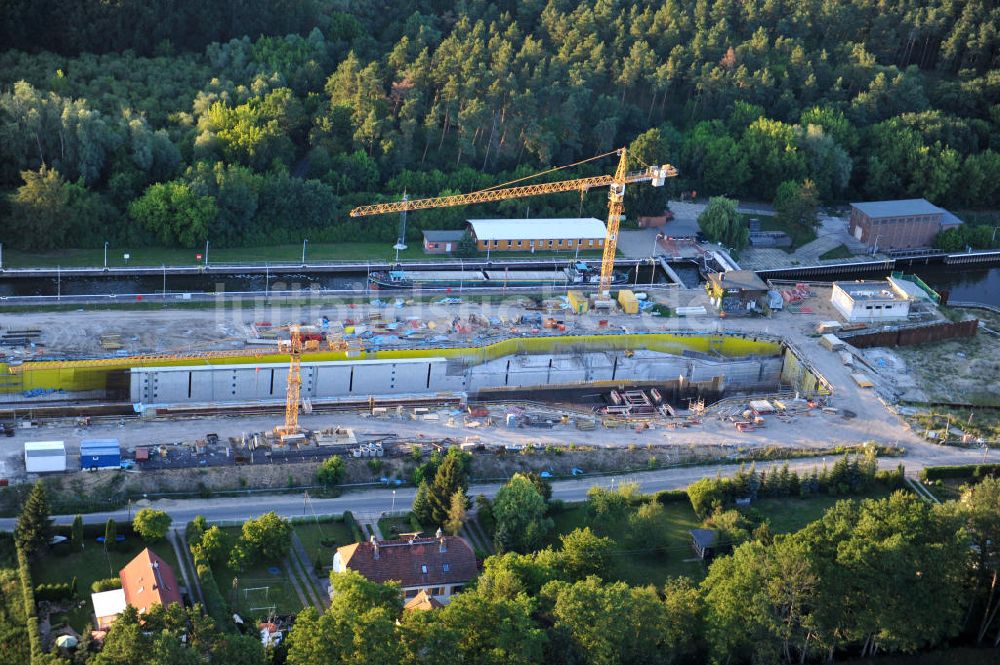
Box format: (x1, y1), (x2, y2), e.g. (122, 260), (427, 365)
(750, 487), (895, 534)
(210, 527), (304, 618)
(33, 536), (183, 633)
(819, 244), (855, 261)
(747, 214), (818, 251)
(546, 501), (705, 585)
(3, 244), (611, 269)
(34, 536), (181, 593)
(377, 515), (422, 539)
(293, 518), (355, 568)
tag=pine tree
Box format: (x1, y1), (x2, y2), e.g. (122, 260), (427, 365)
(445, 488), (467, 536)
(777, 464), (792, 496)
(71, 514), (84, 552)
(14, 480), (52, 560)
(427, 454), (467, 526)
(788, 469), (801, 497)
(412, 481), (433, 526)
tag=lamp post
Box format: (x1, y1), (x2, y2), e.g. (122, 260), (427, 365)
(204, 240), (210, 267)
(391, 489), (396, 512)
(652, 232), (664, 256)
(104, 241), (109, 270)
(872, 235), (880, 256)
(302, 238), (309, 265)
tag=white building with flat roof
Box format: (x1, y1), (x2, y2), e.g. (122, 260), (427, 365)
(831, 281), (911, 322)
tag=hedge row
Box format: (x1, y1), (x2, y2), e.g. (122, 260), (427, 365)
(654, 489), (689, 504)
(35, 581), (74, 602)
(342, 511), (364, 542)
(920, 464), (1000, 481)
(15, 547), (44, 662)
(193, 556), (230, 630)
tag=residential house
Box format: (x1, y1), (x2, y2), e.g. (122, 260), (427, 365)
(119, 547), (183, 614)
(91, 588), (126, 630)
(332, 531), (477, 605)
(90, 547), (183, 630)
(403, 589), (444, 612)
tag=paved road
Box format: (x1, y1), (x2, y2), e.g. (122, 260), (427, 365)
(0, 454), (973, 530)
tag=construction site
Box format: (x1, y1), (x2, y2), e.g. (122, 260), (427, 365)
(0, 147), (992, 496)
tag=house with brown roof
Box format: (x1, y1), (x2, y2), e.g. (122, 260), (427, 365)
(404, 589), (444, 612)
(332, 530), (477, 605)
(119, 547), (183, 614)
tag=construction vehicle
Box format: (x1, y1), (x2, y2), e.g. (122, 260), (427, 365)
(349, 148), (677, 297)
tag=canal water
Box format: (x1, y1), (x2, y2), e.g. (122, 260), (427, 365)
(1, 264), (997, 306)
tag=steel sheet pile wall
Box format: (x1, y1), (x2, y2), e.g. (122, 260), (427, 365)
(843, 319), (978, 348)
(132, 348), (786, 406)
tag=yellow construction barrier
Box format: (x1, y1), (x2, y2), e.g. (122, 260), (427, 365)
(2, 332), (784, 394)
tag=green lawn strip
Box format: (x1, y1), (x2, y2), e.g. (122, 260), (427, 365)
(745, 213), (818, 251)
(4, 244), (611, 269)
(376, 515), (418, 539)
(293, 519), (354, 570)
(819, 244), (854, 261)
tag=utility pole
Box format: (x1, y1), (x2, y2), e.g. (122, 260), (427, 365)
(205, 240), (210, 267)
(302, 238), (309, 265)
(104, 241), (109, 270)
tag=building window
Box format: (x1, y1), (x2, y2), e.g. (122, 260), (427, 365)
(589, 239), (594, 246)
(431, 243), (438, 249)
(443, 563), (450, 572)
(548, 240), (554, 247)
(517, 240), (523, 247)
(421, 564), (428, 574)
(866, 305), (873, 310)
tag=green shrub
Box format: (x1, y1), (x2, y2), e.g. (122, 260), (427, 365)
(34, 582), (73, 602)
(91, 577), (121, 593)
(654, 489), (690, 504)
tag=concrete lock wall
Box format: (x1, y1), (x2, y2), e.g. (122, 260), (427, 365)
(131, 349), (786, 406)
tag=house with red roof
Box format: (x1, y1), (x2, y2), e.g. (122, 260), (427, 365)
(90, 547), (183, 630)
(119, 547), (183, 614)
(332, 530), (477, 605)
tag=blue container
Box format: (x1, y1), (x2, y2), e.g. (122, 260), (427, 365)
(80, 439), (121, 470)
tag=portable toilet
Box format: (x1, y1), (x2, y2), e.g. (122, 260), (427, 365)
(617, 289), (639, 315)
(24, 441), (67, 473)
(80, 439), (122, 470)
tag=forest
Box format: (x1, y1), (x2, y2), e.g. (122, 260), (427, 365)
(0, 0), (998, 251)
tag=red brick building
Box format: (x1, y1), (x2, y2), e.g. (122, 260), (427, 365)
(849, 199), (963, 251)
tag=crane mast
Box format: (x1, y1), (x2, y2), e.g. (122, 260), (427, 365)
(275, 325), (303, 437)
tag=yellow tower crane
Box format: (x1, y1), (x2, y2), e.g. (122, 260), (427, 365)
(349, 148), (677, 297)
(275, 325), (303, 438)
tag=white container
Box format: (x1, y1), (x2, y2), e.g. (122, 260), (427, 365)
(24, 441), (67, 473)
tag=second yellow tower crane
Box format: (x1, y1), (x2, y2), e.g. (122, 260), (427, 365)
(349, 148), (677, 297)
